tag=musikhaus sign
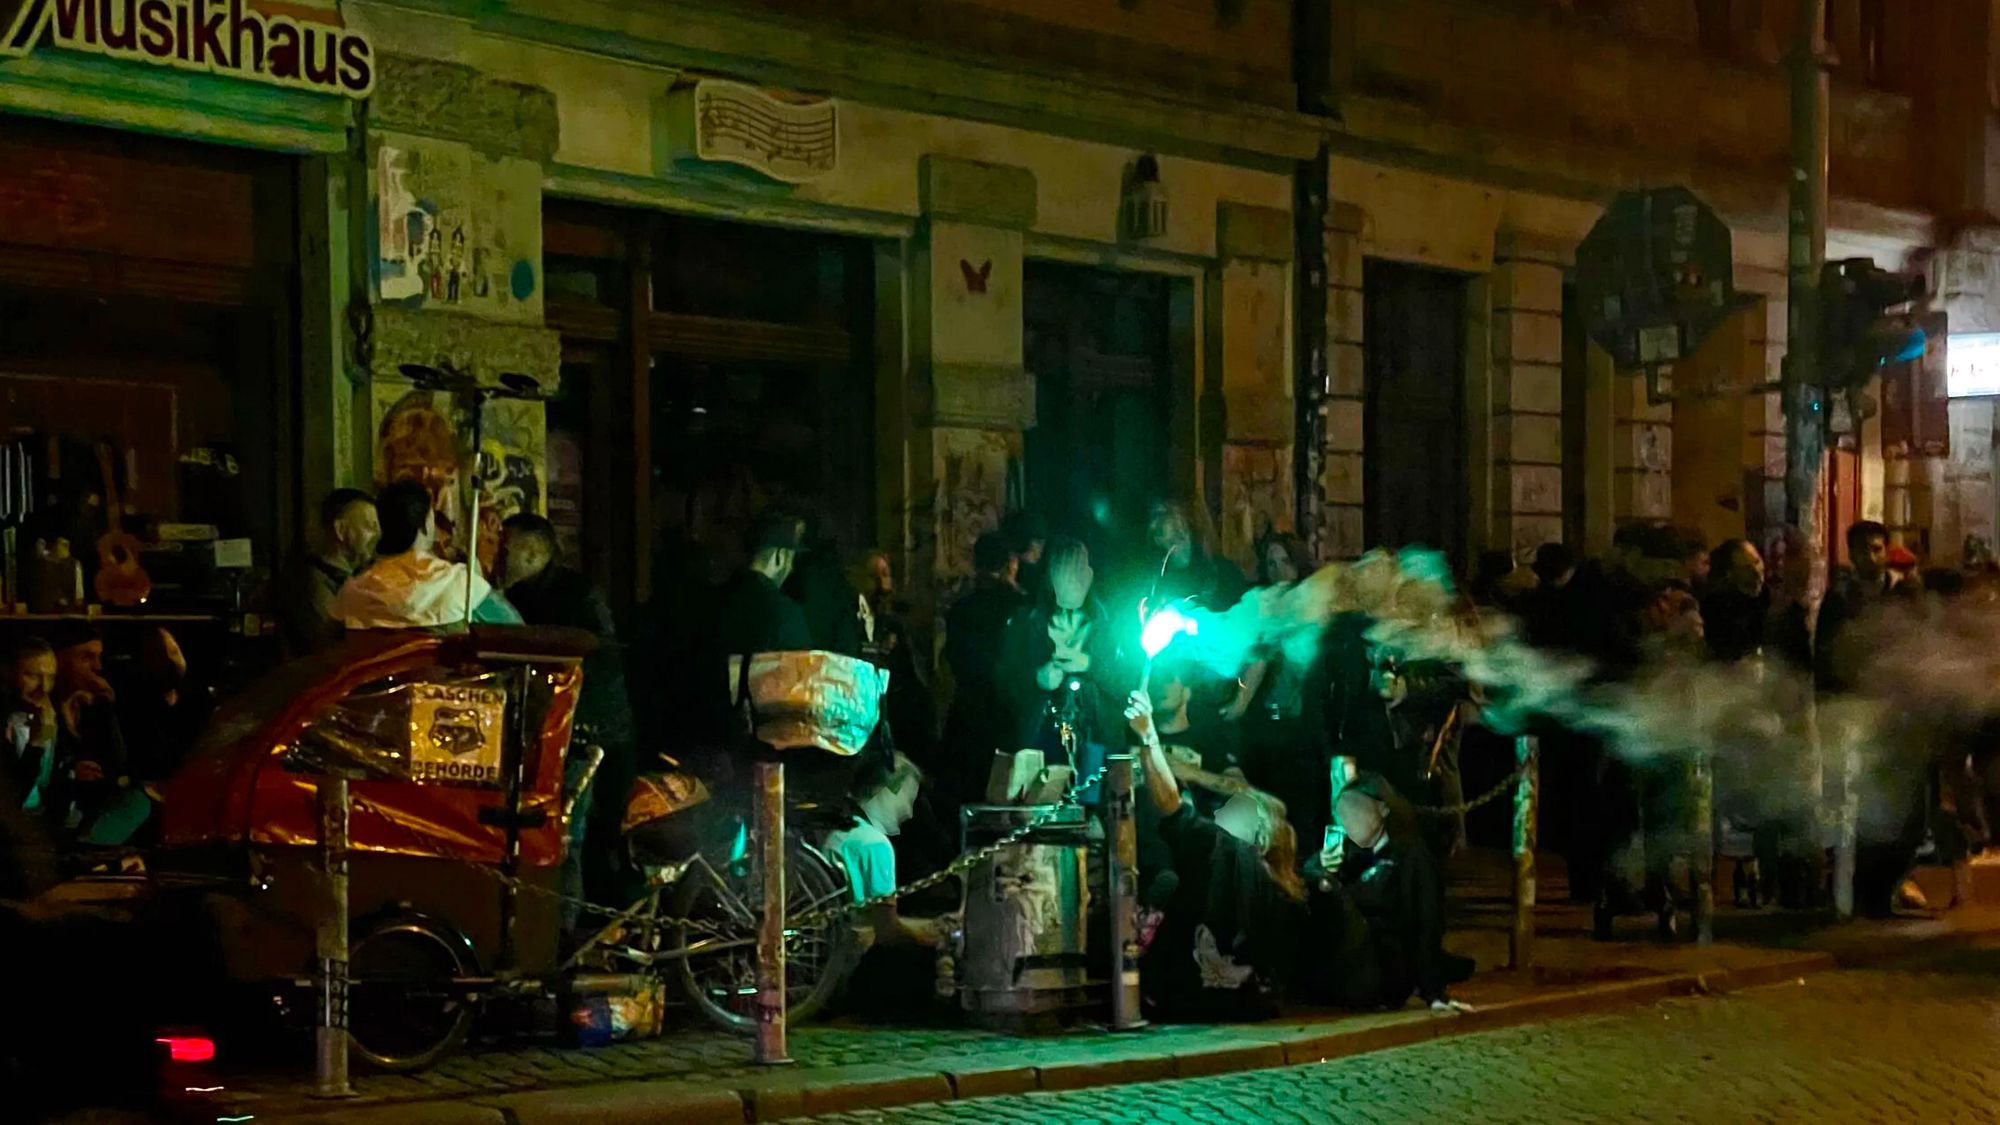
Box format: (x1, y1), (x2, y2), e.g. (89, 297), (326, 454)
(1, 0), (373, 98)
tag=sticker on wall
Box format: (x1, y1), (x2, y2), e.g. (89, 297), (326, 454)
(372, 138), (542, 323)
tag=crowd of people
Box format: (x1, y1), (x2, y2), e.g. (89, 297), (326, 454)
(11, 469), (1991, 1029)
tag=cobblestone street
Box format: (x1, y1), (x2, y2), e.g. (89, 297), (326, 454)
(794, 941), (2000, 1125)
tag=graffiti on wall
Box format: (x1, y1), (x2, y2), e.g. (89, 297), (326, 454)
(373, 387), (546, 574)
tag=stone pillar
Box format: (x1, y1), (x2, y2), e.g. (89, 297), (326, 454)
(1213, 202), (1295, 570)
(1925, 230), (2000, 563)
(1320, 201), (1366, 560)
(908, 156), (1037, 611)
(1490, 231), (1569, 556)
(1613, 375), (1674, 528)
(356, 56), (562, 567)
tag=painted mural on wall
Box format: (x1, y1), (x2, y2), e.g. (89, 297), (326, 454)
(372, 386), (546, 575)
(934, 428), (1015, 585)
(374, 138), (542, 322)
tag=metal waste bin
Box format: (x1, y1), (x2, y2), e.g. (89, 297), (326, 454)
(957, 803), (1092, 1024)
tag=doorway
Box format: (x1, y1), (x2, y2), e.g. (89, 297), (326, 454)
(1363, 260), (1469, 568)
(1023, 262), (1173, 565)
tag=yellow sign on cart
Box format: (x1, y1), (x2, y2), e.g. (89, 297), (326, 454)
(407, 682), (506, 786)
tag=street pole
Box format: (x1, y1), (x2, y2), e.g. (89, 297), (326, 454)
(1509, 735), (1538, 970)
(1785, 0), (1846, 916)
(313, 774), (353, 1098)
(752, 758), (791, 1065)
(1104, 754), (1146, 1030)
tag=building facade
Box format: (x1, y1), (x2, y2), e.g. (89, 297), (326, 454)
(6, 0), (2000, 630)
(1318, 0), (2000, 572)
(1, 0), (1313, 620)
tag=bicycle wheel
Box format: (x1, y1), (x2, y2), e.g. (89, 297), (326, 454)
(347, 913), (477, 1072)
(671, 837), (858, 1034)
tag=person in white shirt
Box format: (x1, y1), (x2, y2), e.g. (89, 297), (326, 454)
(825, 752), (938, 948)
(332, 479), (521, 630)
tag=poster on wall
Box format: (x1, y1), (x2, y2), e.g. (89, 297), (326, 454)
(372, 386), (546, 575)
(374, 139), (541, 322)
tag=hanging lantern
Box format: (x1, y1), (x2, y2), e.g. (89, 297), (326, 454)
(1121, 154), (1168, 242)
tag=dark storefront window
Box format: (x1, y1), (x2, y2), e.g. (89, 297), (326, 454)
(0, 116), (297, 690)
(544, 203), (875, 614)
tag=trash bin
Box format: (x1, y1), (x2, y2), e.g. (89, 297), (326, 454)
(956, 803), (1092, 1024)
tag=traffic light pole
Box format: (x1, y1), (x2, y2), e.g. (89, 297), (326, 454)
(1784, 0), (1828, 542)
(1786, 0), (1850, 917)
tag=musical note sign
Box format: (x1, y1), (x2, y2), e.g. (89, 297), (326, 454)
(665, 79), (838, 184)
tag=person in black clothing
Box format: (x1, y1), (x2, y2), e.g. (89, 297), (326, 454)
(501, 514), (638, 921)
(789, 514), (867, 657)
(998, 538), (1125, 805)
(111, 626), (213, 784)
(713, 512), (813, 657)
(1138, 499), (1248, 615)
(1001, 511), (1048, 603)
(1229, 533), (1322, 843)
(1700, 538), (1768, 663)
(1518, 542), (1577, 651)
(1542, 523), (1680, 921)
(1816, 520), (1893, 694)
(939, 532), (1027, 810)
(1127, 687), (1305, 1021)
(1307, 784), (1471, 1010)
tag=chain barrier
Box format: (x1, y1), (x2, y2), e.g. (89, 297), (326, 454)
(346, 758), (1117, 937)
(1408, 759), (1530, 819)
(789, 760), (1113, 931)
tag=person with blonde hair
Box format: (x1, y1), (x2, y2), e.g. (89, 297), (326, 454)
(1126, 687), (1303, 1020)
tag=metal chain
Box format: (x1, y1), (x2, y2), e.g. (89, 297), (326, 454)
(789, 760), (1114, 930)
(347, 758), (1117, 934)
(1408, 759), (1529, 818)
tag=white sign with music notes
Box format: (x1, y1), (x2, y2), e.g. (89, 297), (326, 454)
(662, 79), (839, 184)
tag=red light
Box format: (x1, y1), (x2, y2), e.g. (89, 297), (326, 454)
(157, 1036), (216, 1064)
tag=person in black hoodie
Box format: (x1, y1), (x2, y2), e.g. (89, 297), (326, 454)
(998, 537), (1126, 805)
(1700, 539), (1768, 663)
(1308, 783), (1471, 1010)
(939, 532), (1027, 811)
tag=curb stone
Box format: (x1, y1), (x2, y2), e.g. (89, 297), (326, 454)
(260, 924), (2000, 1123)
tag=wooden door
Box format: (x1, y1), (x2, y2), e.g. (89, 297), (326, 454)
(1363, 259), (1469, 570)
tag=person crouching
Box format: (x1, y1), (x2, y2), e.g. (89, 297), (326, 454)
(1126, 688), (1304, 1021)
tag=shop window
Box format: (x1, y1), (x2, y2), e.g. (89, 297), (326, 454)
(542, 201), (875, 612)
(1023, 262), (1175, 571)
(0, 119), (295, 620)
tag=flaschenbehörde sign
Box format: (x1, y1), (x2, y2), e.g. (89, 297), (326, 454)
(1, 0), (374, 98)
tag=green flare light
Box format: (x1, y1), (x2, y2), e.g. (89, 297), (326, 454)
(1141, 604), (1199, 658)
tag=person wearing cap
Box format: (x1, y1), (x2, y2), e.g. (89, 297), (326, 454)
(331, 479), (522, 630)
(712, 511), (813, 659)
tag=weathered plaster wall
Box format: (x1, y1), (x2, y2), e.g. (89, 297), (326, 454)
(344, 3), (1294, 259)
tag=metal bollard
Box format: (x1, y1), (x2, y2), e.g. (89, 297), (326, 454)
(752, 758), (792, 1065)
(1691, 750), (1715, 945)
(1833, 736), (1861, 919)
(1104, 755), (1146, 1031)
(313, 774), (354, 1098)
(1509, 736), (1538, 970)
